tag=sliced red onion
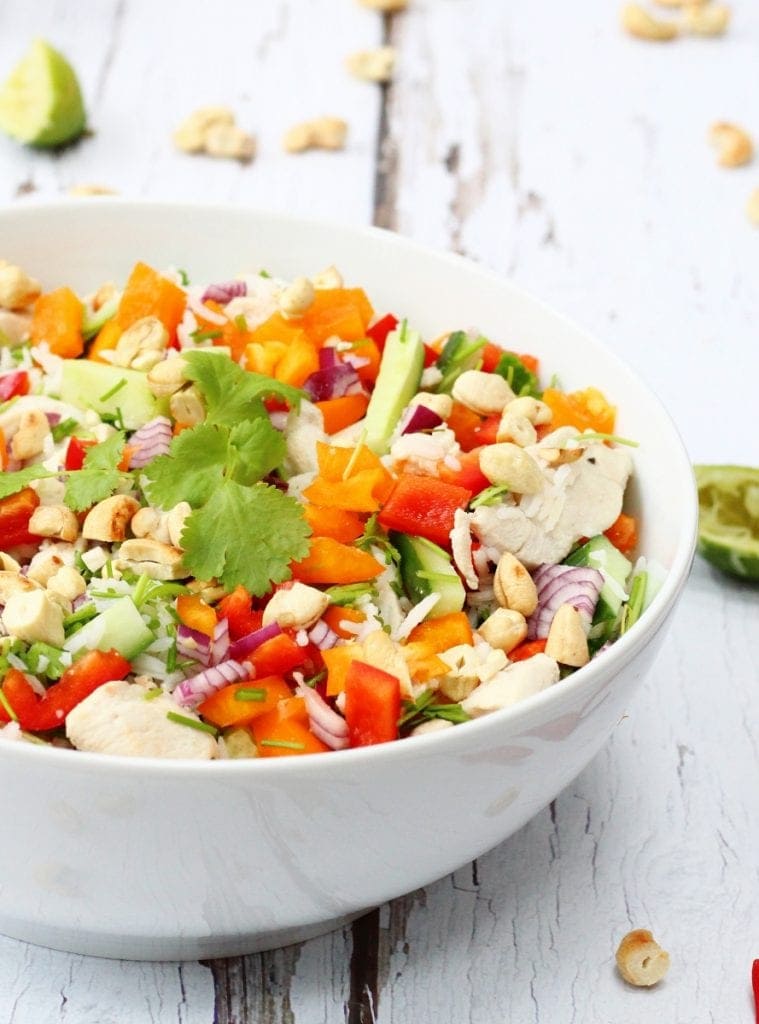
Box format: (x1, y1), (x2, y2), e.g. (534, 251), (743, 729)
(200, 281), (247, 304)
(210, 617), (230, 665)
(129, 417), (173, 469)
(177, 624), (211, 665)
(526, 564), (604, 640)
(303, 363), (360, 402)
(400, 404), (444, 435)
(296, 683), (349, 751)
(228, 622), (282, 662)
(319, 347), (338, 370)
(173, 659), (251, 707)
(45, 412), (62, 426)
(308, 619), (339, 650)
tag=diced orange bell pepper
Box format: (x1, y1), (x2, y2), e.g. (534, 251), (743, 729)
(349, 337), (382, 385)
(0, 487), (41, 547)
(299, 288), (374, 346)
(377, 474), (472, 548)
(273, 332), (319, 387)
(315, 441), (387, 481)
(322, 605), (365, 640)
(408, 611), (473, 652)
(542, 387), (616, 435)
(344, 660), (401, 747)
(117, 261), (186, 344)
(176, 594), (217, 638)
(197, 675), (293, 728)
(29, 286), (84, 359)
(220, 319), (254, 363)
(401, 641), (450, 683)
(249, 313), (311, 348)
(604, 512), (638, 555)
(292, 537), (385, 585)
(315, 393), (370, 434)
(323, 644), (362, 696)
(250, 697), (330, 757)
(447, 401), (486, 452)
(303, 468), (392, 513)
(244, 340), (288, 377)
(302, 504), (365, 544)
(87, 317), (122, 362)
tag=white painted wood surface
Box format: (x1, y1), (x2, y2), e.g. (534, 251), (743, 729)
(1, 0), (758, 1020)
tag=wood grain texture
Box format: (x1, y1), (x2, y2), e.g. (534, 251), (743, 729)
(1, 0), (758, 1021)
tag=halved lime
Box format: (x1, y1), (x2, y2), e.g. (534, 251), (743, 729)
(694, 464), (759, 580)
(0, 39), (86, 148)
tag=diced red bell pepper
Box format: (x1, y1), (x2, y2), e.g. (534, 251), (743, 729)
(216, 586), (264, 641)
(366, 313), (398, 351)
(19, 649), (131, 732)
(438, 450), (490, 496)
(480, 343), (505, 373)
(64, 436), (97, 471)
(377, 474), (472, 548)
(0, 370), (30, 401)
(0, 668), (39, 724)
(248, 631), (313, 678)
(0, 487), (42, 547)
(344, 660), (401, 747)
(509, 638), (548, 662)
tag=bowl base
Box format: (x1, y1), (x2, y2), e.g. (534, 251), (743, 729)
(0, 909), (368, 961)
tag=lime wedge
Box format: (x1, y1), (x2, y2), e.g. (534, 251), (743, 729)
(694, 464), (759, 580)
(0, 39), (86, 148)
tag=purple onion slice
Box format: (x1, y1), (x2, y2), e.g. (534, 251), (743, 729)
(526, 564), (604, 639)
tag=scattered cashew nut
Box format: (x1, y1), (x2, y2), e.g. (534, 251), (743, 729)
(683, 3), (730, 36)
(476, 608), (528, 653)
(0, 260), (41, 310)
(493, 553), (539, 617)
(479, 443), (545, 493)
(621, 3), (679, 40)
(544, 604), (589, 667)
(452, 370), (515, 416)
(279, 277), (316, 319)
(747, 188), (759, 226)
(346, 46), (397, 83)
(28, 505), (80, 544)
(82, 495), (141, 542)
(173, 107), (255, 163)
(615, 929), (671, 987)
(709, 122), (753, 168)
(283, 117), (348, 154)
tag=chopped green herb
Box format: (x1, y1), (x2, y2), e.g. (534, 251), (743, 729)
(259, 269), (271, 279)
(98, 377), (128, 403)
(434, 331), (487, 394)
(571, 432), (639, 448)
(165, 636), (178, 673)
(51, 417), (79, 443)
(64, 430), (130, 512)
(0, 688), (18, 722)
(325, 582), (375, 606)
(190, 329), (223, 343)
(166, 711), (218, 736)
(63, 603), (98, 632)
(234, 314), (248, 332)
(302, 669), (327, 688)
(177, 268), (190, 286)
(469, 484), (510, 509)
(143, 688), (163, 701)
(234, 687), (268, 702)
(493, 353), (541, 399)
(24, 642), (67, 680)
(620, 571), (648, 634)
(259, 738), (306, 751)
(355, 513), (400, 566)
(399, 688), (471, 733)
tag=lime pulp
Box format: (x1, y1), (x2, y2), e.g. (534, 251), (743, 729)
(694, 464), (759, 581)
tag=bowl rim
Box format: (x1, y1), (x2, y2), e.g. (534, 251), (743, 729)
(0, 198), (698, 776)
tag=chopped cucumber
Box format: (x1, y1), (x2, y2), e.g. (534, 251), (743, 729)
(63, 596), (155, 660)
(565, 535), (632, 621)
(364, 322), (424, 454)
(393, 532), (465, 617)
(59, 360), (168, 430)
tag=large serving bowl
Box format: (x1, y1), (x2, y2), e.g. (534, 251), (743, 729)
(0, 201), (697, 960)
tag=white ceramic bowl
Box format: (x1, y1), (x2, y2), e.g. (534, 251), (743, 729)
(0, 201), (697, 960)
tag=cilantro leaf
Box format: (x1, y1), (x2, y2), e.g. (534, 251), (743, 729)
(142, 423), (230, 510)
(64, 431), (129, 512)
(184, 350), (302, 427)
(0, 465), (56, 500)
(227, 419), (286, 485)
(179, 481), (311, 595)
(493, 353), (541, 398)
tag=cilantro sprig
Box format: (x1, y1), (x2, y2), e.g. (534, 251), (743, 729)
(143, 350), (310, 594)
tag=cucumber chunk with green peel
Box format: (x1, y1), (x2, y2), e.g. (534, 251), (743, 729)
(363, 323), (424, 455)
(63, 597), (155, 660)
(82, 294), (120, 340)
(59, 360), (168, 430)
(394, 532), (466, 617)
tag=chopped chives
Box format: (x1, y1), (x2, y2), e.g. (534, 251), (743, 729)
(50, 417), (79, 443)
(0, 689), (18, 722)
(98, 377), (128, 403)
(166, 712), (218, 736)
(259, 739), (306, 751)
(234, 314), (248, 332)
(572, 432), (639, 448)
(177, 268), (190, 286)
(190, 329), (223, 343)
(303, 669), (327, 688)
(166, 639), (178, 673)
(143, 688), (163, 701)
(233, 687), (268, 702)
(63, 604), (98, 630)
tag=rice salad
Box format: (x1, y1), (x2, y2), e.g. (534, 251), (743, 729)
(0, 257), (659, 759)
